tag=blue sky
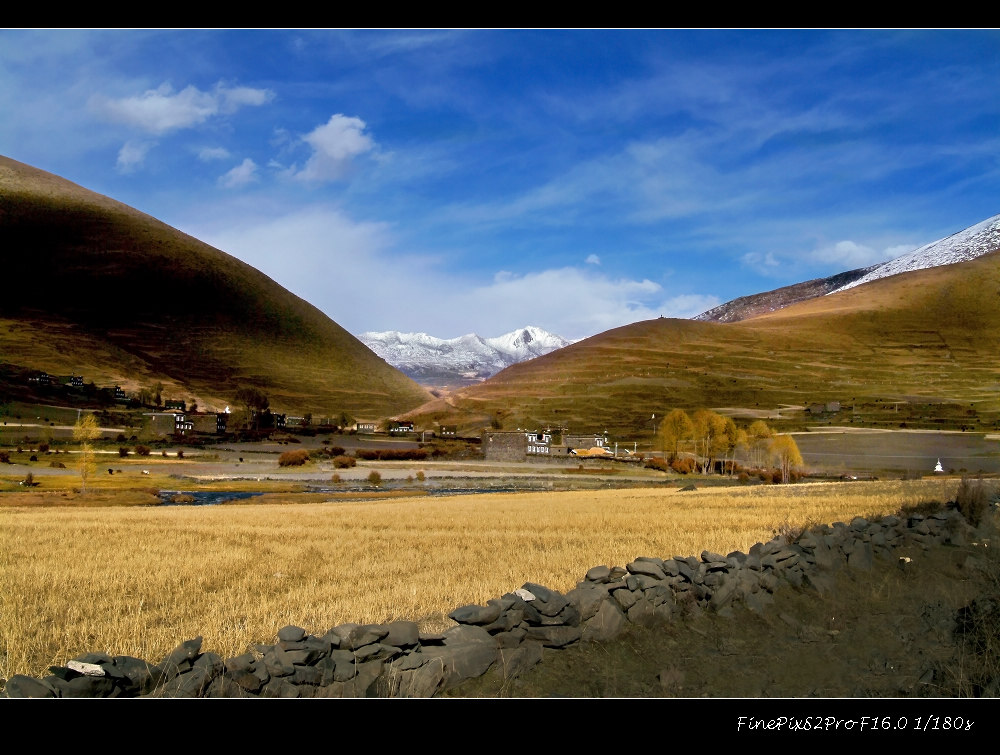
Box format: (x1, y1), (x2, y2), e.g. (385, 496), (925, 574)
(3, 29), (999, 341)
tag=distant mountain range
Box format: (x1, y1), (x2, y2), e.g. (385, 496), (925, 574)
(358, 326), (574, 387)
(696, 213), (1000, 323)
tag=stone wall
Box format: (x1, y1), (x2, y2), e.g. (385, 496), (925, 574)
(2, 503), (990, 698)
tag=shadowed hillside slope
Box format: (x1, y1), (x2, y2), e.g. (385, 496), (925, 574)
(408, 249), (1000, 438)
(0, 156), (430, 418)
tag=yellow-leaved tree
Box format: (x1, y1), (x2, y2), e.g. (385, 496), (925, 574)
(657, 409), (694, 461)
(770, 434), (804, 484)
(73, 412), (100, 493)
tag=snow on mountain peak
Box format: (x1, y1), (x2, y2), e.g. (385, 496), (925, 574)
(357, 326), (575, 387)
(828, 213), (1000, 295)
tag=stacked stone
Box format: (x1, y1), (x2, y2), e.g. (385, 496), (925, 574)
(1, 504), (982, 699)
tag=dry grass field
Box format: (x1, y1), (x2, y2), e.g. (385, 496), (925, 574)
(0, 477), (961, 684)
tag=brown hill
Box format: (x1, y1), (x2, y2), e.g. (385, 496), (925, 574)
(693, 266), (876, 323)
(0, 155), (431, 419)
(406, 249), (1000, 438)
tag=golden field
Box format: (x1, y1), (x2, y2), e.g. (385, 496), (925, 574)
(0, 477), (959, 682)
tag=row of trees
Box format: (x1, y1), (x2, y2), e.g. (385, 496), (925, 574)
(655, 409), (803, 482)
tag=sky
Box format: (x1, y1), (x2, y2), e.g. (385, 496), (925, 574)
(2, 29), (999, 342)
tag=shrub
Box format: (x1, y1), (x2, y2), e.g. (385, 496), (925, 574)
(416, 470), (425, 482)
(355, 449), (428, 461)
(333, 455), (356, 468)
(29, 454), (37, 462)
(177, 450), (183, 459)
(38, 443), (49, 454)
(135, 445), (151, 457)
(0, 451), (10, 464)
(278, 449), (310, 467)
(644, 457), (670, 472)
(670, 457), (695, 475)
(49, 460), (65, 468)
(956, 477), (993, 528)
(367, 470), (382, 486)
(738, 472), (751, 485)
(119, 447), (130, 458)
(330, 473), (341, 483)
(161, 450), (168, 457)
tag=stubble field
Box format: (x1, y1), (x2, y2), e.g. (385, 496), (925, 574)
(0, 477), (962, 685)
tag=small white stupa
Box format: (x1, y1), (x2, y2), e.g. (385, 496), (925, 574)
(934, 458), (944, 473)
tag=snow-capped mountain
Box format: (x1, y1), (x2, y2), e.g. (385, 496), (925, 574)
(828, 213), (1000, 294)
(358, 326), (574, 387)
(696, 212), (1000, 322)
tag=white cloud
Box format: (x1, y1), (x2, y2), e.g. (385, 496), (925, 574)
(661, 294), (721, 319)
(219, 158), (259, 188)
(199, 147), (231, 161)
(445, 268), (682, 340)
(115, 140), (153, 173)
(810, 240), (900, 268)
(183, 203), (715, 341)
(292, 114), (376, 182)
(740, 251), (781, 268)
(219, 86), (273, 111)
(90, 82), (274, 135)
(586, 254), (601, 265)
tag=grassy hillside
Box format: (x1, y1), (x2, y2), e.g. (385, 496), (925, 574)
(407, 250), (1000, 438)
(0, 156), (430, 419)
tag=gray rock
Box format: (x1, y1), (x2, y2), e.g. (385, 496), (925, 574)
(495, 641), (544, 680)
(3, 674), (58, 698)
(581, 599), (627, 643)
(524, 625), (582, 648)
(277, 625), (307, 643)
(585, 565), (612, 582)
(449, 603), (503, 625)
(384, 621), (420, 648)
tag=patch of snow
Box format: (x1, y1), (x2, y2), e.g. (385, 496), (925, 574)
(357, 325), (575, 379)
(828, 213), (1000, 295)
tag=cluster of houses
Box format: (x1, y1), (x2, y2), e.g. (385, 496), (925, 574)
(481, 429), (623, 462)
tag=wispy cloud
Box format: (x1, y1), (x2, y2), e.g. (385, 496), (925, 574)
(90, 82), (274, 135)
(199, 147), (231, 161)
(184, 203), (717, 340)
(808, 240), (902, 268)
(115, 140), (153, 173)
(586, 254), (601, 265)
